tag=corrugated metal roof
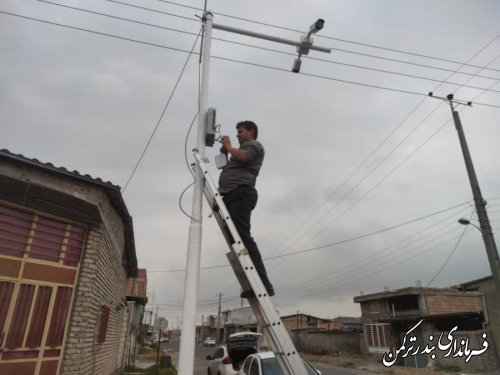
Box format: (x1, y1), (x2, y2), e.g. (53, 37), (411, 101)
(0, 149), (118, 187)
(0, 148), (138, 276)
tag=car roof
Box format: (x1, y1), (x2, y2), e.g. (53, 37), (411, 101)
(229, 332), (262, 338)
(251, 351), (275, 359)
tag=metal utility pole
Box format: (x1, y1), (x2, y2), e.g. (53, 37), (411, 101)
(178, 11), (213, 375)
(178, 11), (330, 375)
(217, 292), (223, 343)
(440, 93), (500, 293)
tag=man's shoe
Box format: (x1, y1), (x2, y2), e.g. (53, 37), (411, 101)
(240, 287), (275, 299)
(240, 290), (255, 299)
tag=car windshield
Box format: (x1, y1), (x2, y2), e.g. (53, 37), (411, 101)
(261, 358), (318, 374)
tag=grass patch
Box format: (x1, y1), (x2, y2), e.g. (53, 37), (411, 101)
(339, 361), (355, 368)
(436, 364), (461, 372)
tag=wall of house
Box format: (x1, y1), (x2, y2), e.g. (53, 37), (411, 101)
(425, 295), (482, 315)
(294, 331), (361, 355)
(1, 162), (130, 374)
(464, 278), (500, 362)
(62, 223), (128, 375)
(434, 330), (499, 373)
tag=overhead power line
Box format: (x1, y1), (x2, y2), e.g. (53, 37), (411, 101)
(37, 0), (500, 92)
(147, 201), (470, 272)
(106, 0), (500, 81)
(107, 0), (198, 22)
(122, 26), (202, 192)
(153, 0), (500, 73)
(4, 11), (499, 109)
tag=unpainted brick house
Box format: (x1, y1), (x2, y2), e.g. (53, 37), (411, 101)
(281, 313), (331, 335)
(354, 286), (499, 372)
(0, 149), (138, 374)
(124, 268), (148, 367)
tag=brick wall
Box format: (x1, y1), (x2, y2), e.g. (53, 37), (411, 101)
(59, 197), (130, 375)
(425, 295), (482, 315)
(1, 161), (132, 374)
(434, 330), (499, 373)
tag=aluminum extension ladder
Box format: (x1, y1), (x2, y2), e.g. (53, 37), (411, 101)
(193, 150), (308, 374)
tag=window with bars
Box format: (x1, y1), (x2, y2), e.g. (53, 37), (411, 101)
(366, 323), (391, 348)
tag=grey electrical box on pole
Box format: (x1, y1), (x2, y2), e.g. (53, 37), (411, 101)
(205, 108), (217, 147)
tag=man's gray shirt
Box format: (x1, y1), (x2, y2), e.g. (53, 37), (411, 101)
(218, 140), (265, 194)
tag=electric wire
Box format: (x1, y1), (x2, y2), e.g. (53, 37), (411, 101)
(277, 227), (466, 298)
(426, 212), (474, 287)
(37, 0), (500, 86)
(106, 0), (500, 81)
(107, 0), (198, 22)
(276, 232), (472, 301)
(146, 200), (470, 272)
(38, 0), (500, 87)
(121, 26), (202, 192)
(33, 0), (500, 92)
(268, 38), (500, 260)
(3, 11), (499, 109)
(6, 7), (500, 302)
(275, 206), (473, 294)
(154, 0), (500, 73)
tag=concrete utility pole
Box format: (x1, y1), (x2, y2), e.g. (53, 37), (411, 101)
(442, 94), (500, 293)
(432, 92), (500, 360)
(178, 11), (331, 375)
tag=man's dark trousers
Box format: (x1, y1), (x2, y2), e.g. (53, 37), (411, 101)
(222, 185), (273, 290)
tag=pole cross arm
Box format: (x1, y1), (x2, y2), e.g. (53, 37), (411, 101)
(212, 23), (331, 53)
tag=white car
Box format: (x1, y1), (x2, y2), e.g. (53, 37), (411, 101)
(238, 352), (322, 375)
(204, 337), (217, 347)
(206, 332), (261, 374)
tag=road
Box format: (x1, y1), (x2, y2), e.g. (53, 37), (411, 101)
(161, 340), (378, 375)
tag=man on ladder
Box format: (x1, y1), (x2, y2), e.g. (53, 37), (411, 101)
(218, 120), (275, 298)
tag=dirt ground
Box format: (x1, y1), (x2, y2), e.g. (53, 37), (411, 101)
(302, 353), (475, 375)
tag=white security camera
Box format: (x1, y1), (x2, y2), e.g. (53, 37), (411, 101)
(309, 19), (324, 34)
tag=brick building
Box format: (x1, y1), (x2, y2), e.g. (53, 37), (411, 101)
(281, 313), (331, 335)
(0, 149), (138, 374)
(124, 268), (148, 367)
(354, 286), (498, 372)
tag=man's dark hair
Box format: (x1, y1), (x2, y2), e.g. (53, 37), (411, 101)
(236, 121), (258, 140)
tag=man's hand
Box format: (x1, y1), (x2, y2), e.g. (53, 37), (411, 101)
(218, 134), (247, 161)
(220, 135), (232, 154)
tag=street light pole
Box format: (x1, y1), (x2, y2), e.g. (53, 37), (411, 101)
(445, 94), (500, 294)
(178, 12), (330, 374)
(178, 11), (213, 375)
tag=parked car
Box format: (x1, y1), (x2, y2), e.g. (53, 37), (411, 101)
(204, 337), (217, 347)
(238, 352), (321, 374)
(206, 332), (261, 374)
(153, 332), (169, 343)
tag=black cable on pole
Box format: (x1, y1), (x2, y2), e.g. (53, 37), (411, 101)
(121, 26), (202, 192)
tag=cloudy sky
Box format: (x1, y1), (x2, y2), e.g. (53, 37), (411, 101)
(2, 0), (500, 328)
